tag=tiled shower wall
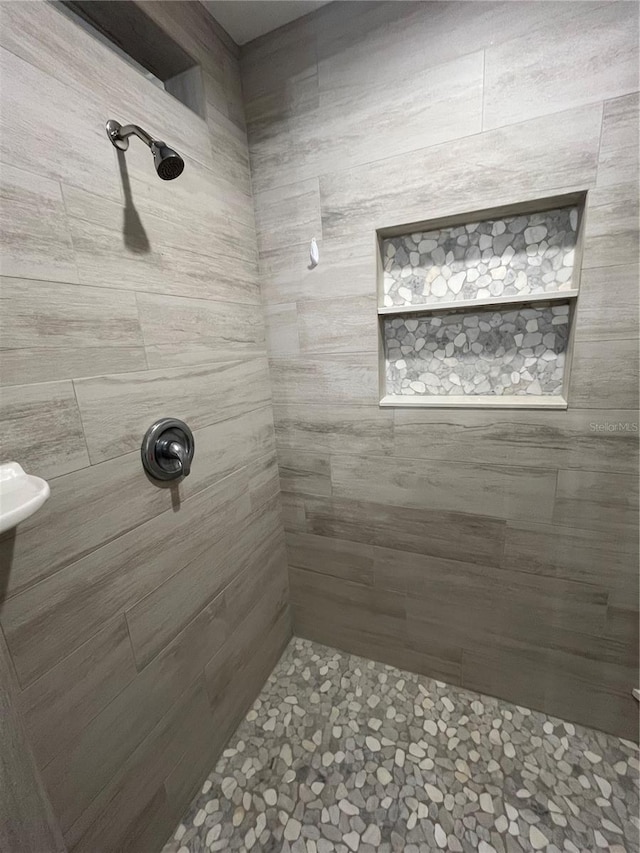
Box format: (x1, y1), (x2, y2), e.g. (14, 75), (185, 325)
(242, 1), (640, 739)
(0, 2), (290, 850)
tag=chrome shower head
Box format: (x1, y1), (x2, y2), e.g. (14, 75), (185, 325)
(151, 141), (185, 181)
(106, 119), (184, 181)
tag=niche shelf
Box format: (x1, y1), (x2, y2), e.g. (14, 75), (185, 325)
(377, 288), (579, 316)
(376, 192), (586, 409)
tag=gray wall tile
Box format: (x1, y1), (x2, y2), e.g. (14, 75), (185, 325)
(0, 3), (289, 848)
(483, 2), (639, 129)
(0, 277), (147, 386)
(319, 104), (601, 240)
(74, 358), (271, 463)
(1, 381), (90, 480)
(243, 0), (639, 738)
(598, 92), (639, 188)
(0, 165), (77, 283)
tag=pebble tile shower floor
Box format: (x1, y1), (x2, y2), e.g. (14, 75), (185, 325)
(163, 638), (639, 853)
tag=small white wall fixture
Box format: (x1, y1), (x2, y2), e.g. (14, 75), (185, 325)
(0, 463), (50, 534)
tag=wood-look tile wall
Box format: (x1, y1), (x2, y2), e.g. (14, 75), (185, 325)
(0, 2), (290, 850)
(241, 0), (639, 740)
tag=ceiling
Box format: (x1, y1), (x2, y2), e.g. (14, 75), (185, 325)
(202, 0), (330, 45)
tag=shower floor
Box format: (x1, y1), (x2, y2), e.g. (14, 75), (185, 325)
(163, 638), (639, 853)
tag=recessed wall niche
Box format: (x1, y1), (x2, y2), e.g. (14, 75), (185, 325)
(377, 193), (586, 408)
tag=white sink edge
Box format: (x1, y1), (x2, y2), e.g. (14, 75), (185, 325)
(0, 462), (50, 535)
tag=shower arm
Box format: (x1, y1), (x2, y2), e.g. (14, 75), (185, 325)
(105, 119), (184, 181)
(106, 119), (163, 151)
(118, 124), (155, 147)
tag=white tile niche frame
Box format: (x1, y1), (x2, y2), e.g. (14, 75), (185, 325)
(376, 192), (587, 409)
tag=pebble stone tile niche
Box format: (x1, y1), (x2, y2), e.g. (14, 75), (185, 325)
(377, 194), (585, 408)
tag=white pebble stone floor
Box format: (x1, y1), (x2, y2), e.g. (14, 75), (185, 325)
(162, 638), (639, 853)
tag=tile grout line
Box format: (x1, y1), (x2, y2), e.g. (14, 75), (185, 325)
(70, 379), (93, 466)
(480, 48), (486, 133)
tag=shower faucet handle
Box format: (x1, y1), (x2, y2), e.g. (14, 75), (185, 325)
(161, 439), (191, 478)
(141, 418), (194, 482)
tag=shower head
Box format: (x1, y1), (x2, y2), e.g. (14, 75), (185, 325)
(106, 119), (184, 181)
(151, 141), (185, 181)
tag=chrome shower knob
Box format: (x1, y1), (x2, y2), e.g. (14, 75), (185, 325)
(141, 418), (194, 481)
